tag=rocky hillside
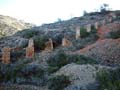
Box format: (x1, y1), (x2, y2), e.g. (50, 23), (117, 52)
(0, 10), (120, 90)
(0, 15), (34, 37)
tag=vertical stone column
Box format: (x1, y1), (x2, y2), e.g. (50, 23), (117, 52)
(26, 38), (34, 58)
(2, 47), (11, 64)
(94, 22), (99, 29)
(28, 38), (34, 47)
(101, 20), (106, 26)
(45, 38), (53, 51)
(86, 24), (91, 32)
(76, 26), (80, 39)
(62, 38), (72, 47)
(108, 17), (112, 23)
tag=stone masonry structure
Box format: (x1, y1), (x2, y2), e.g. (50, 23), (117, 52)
(94, 22), (99, 29)
(62, 38), (72, 47)
(2, 47), (11, 64)
(26, 38), (34, 58)
(76, 26), (80, 39)
(86, 24), (91, 32)
(45, 38), (53, 51)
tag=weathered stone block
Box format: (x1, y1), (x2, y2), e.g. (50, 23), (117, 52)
(86, 24), (91, 32)
(62, 38), (72, 47)
(28, 38), (34, 47)
(45, 38), (53, 51)
(26, 46), (34, 58)
(2, 47), (11, 64)
(26, 38), (34, 58)
(76, 26), (80, 39)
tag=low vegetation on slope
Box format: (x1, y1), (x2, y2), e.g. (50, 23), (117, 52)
(48, 75), (71, 90)
(0, 59), (44, 85)
(47, 51), (98, 73)
(0, 11), (120, 90)
(110, 30), (120, 39)
(97, 68), (120, 90)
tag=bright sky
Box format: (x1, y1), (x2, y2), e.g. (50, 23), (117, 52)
(0, 0), (119, 25)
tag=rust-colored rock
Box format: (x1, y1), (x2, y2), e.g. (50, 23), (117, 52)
(73, 39), (120, 65)
(26, 46), (34, 58)
(97, 22), (120, 39)
(26, 38), (34, 58)
(2, 47), (11, 64)
(45, 38), (53, 51)
(62, 38), (72, 47)
(76, 26), (80, 39)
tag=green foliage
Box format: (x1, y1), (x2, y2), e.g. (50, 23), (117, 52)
(11, 49), (26, 61)
(47, 51), (98, 73)
(80, 27), (89, 38)
(110, 30), (120, 39)
(22, 29), (39, 39)
(68, 54), (98, 64)
(47, 51), (68, 73)
(97, 68), (120, 90)
(48, 75), (71, 90)
(0, 60), (44, 84)
(34, 36), (48, 51)
(48, 66), (60, 73)
(91, 25), (97, 33)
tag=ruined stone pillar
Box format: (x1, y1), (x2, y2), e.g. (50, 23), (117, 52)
(86, 24), (91, 32)
(62, 38), (72, 47)
(2, 47), (11, 64)
(101, 20), (106, 25)
(26, 38), (34, 58)
(94, 22), (99, 29)
(76, 26), (80, 39)
(45, 38), (53, 51)
(28, 38), (34, 47)
(108, 17), (112, 23)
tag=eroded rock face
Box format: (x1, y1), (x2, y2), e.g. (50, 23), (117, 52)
(0, 15), (34, 37)
(97, 22), (120, 39)
(55, 63), (111, 90)
(75, 39), (120, 65)
(0, 36), (28, 50)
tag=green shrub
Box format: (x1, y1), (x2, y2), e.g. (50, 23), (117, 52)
(22, 29), (39, 39)
(110, 30), (120, 39)
(97, 68), (120, 90)
(48, 66), (60, 73)
(11, 49), (26, 62)
(91, 25), (97, 33)
(68, 54), (98, 64)
(47, 51), (98, 73)
(48, 75), (71, 90)
(47, 51), (68, 73)
(0, 61), (44, 84)
(80, 27), (89, 38)
(34, 36), (48, 51)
